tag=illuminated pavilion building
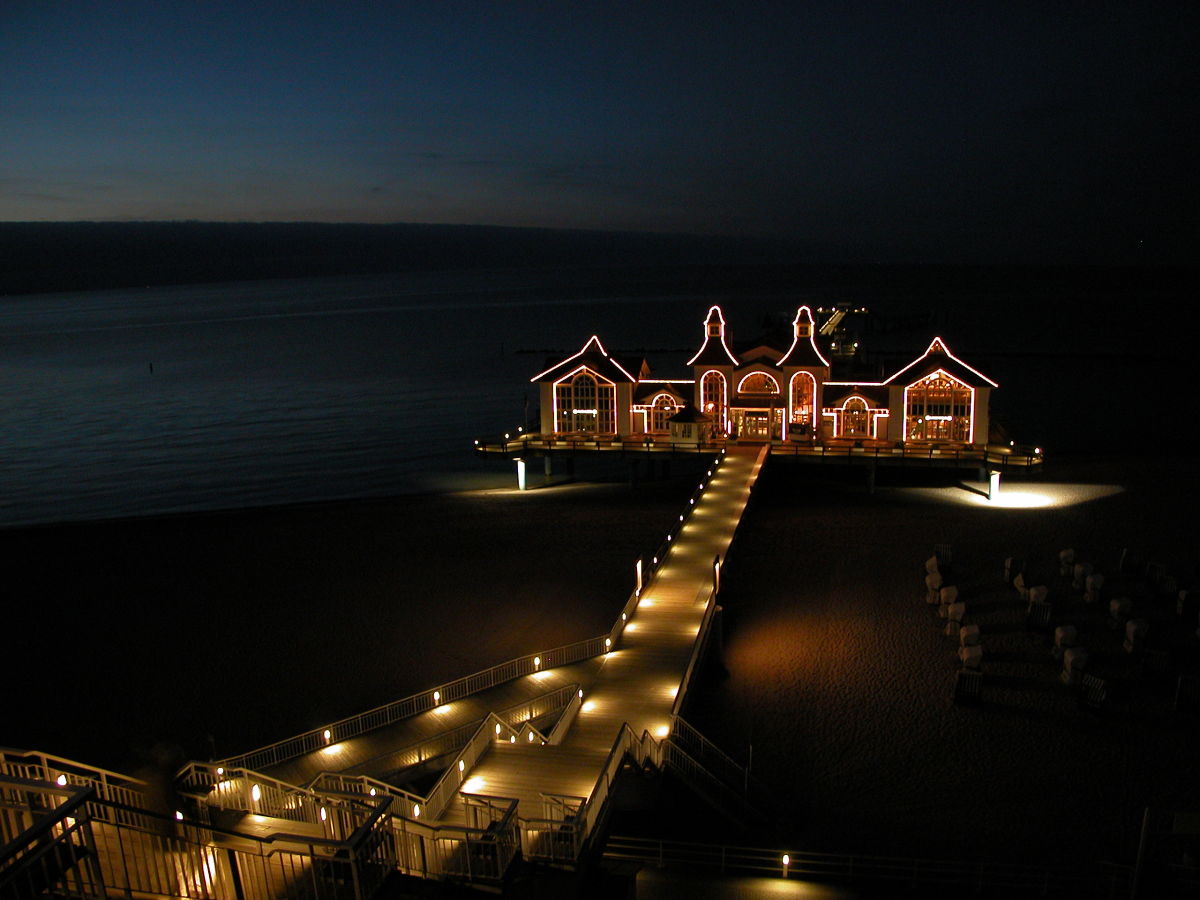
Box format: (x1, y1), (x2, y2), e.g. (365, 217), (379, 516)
(532, 305), (996, 447)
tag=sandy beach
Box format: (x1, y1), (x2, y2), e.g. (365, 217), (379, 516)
(2, 462), (703, 773)
(683, 453), (1198, 868)
(5, 448), (1195, 874)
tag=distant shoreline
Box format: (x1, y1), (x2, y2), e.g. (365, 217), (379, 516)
(2, 221), (1194, 297)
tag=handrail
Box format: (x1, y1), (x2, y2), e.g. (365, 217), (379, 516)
(474, 431), (1044, 469)
(0, 778), (95, 866)
(603, 835), (1132, 894)
(221, 452), (729, 775)
(219, 637), (601, 772)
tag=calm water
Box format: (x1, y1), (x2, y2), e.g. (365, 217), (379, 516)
(1, 266), (1185, 526)
(0, 271), (713, 526)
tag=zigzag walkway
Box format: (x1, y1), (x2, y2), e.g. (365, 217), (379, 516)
(440, 444), (766, 827)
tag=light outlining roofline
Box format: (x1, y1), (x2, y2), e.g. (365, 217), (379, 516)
(551, 364), (618, 435)
(883, 337), (998, 387)
(901, 368), (975, 443)
(735, 371), (781, 393)
(822, 393), (889, 440)
(686, 305), (739, 366)
(531, 334), (638, 383)
(778, 305), (831, 367)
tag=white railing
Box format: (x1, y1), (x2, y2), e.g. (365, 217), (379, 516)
(603, 835), (1131, 896)
(177, 762), (373, 841)
(221, 453), (729, 776)
(0, 749), (147, 812)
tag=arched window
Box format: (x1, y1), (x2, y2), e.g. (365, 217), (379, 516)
(554, 370), (616, 434)
(700, 371), (727, 431)
(905, 372), (972, 442)
(789, 372), (816, 427)
(650, 393), (678, 433)
(737, 372), (780, 394)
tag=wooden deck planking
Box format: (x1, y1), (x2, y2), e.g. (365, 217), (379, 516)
(447, 447), (765, 826)
(262, 658), (604, 788)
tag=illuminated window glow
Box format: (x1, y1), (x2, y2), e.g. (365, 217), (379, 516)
(554, 368), (617, 434)
(735, 371), (780, 394)
(904, 370), (973, 442)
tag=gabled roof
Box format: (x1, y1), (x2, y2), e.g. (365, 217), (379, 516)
(633, 380), (692, 403)
(821, 383), (890, 408)
(882, 337), (997, 388)
(777, 306), (831, 368)
(686, 305), (739, 367)
(530, 335), (639, 384)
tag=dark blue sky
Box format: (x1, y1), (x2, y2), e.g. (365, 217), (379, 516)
(2, 1), (1195, 261)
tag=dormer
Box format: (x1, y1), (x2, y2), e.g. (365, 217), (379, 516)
(687, 305), (739, 368)
(776, 305), (830, 369)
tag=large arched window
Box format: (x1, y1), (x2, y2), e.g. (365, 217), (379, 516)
(700, 371), (727, 431)
(788, 372), (816, 428)
(554, 370), (616, 434)
(736, 372), (780, 394)
(905, 371), (973, 442)
(649, 393), (679, 433)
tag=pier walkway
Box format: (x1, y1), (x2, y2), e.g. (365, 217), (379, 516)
(443, 443), (766, 825)
(1, 446), (768, 896)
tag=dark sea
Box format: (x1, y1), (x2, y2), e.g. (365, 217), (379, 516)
(1, 265), (1189, 527)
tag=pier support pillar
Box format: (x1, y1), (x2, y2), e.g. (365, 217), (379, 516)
(989, 470), (1001, 502)
(515, 458), (527, 491)
(628, 459), (640, 490)
(543, 455), (553, 483)
(866, 461), (877, 495)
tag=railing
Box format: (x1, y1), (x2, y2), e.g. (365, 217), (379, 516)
(475, 433), (726, 456)
(218, 638), (601, 773)
(177, 763), (374, 842)
(2, 777), (396, 900)
(221, 453), (729, 776)
(0, 779), (105, 900)
(667, 717), (748, 798)
(603, 835), (1132, 897)
(475, 431), (1044, 470)
(0, 749), (148, 814)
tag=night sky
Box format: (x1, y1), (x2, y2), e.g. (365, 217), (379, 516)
(2, 2), (1196, 262)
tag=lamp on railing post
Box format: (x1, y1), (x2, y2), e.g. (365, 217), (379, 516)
(713, 555), (721, 594)
(782, 853), (790, 878)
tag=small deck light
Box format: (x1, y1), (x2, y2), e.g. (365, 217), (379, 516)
(495, 723), (502, 735)
(534, 656), (541, 669)
(412, 804), (420, 818)
(604, 638), (612, 649)
(458, 760), (465, 773)
(175, 811), (184, 821)
(56, 774), (67, 786)
(216, 767), (224, 776)
(509, 735), (516, 743)
(323, 729), (331, 743)
(433, 690), (440, 703)
(527, 731), (535, 742)
(577, 689), (583, 699)
(251, 784), (261, 803)
(369, 788), (377, 796)
(320, 807), (327, 822)
(782, 854), (790, 877)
